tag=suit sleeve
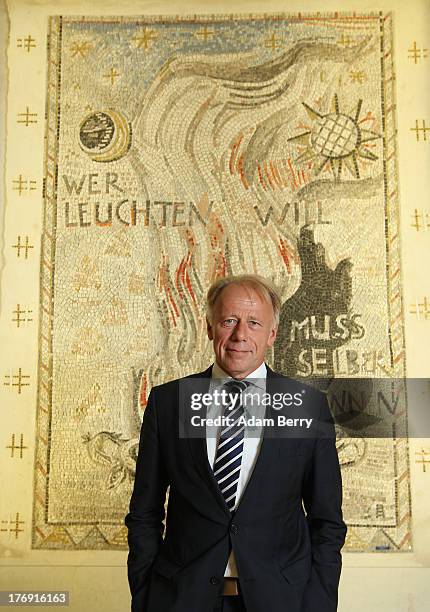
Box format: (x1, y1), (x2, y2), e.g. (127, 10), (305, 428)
(301, 392), (347, 612)
(124, 387), (169, 612)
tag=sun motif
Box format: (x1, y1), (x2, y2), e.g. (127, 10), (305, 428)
(288, 94), (381, 179)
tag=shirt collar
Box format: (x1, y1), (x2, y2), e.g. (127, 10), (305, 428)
(211, 360), (266, 391)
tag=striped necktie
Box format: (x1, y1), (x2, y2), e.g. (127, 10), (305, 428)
(213, 379), (251, 512)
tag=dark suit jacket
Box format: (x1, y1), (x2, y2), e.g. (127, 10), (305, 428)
(125, 363), (347, 612)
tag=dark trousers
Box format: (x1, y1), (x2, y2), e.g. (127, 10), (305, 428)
(213, 593), (246, 612)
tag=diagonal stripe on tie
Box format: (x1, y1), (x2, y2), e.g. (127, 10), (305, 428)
(214, 438), (244, 464)
(213, 379), (251, 512)
(217, 427), (245, 451)
(214, 453), (243, 477)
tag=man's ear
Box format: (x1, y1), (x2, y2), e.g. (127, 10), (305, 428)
(267, 324), (278, 347)
(206, 316), (213, 340)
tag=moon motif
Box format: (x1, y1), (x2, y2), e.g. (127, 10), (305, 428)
(79, 110), (132, 162)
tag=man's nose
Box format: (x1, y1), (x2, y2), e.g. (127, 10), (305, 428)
(231, 320), (247, 341)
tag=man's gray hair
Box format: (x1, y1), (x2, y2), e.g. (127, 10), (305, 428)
(206, 274), (281, 327)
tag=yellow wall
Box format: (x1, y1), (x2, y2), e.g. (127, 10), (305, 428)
(1, 0), (429, 610)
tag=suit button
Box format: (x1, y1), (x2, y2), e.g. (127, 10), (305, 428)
(230, 523), (239, 535)
(210, 576), (220, 585)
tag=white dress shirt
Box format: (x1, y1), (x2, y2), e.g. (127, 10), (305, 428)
(206, 361), (267, 577)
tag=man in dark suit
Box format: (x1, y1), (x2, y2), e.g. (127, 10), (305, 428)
(125, 274), (347, 612)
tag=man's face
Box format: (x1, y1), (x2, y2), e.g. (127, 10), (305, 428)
(206, 283), (278, 379)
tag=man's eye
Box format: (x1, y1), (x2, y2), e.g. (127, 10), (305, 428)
(249, 321), (260, 326)
(224, 319), (236, 325)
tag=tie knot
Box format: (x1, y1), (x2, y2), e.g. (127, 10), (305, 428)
(223, 379), (251, 394)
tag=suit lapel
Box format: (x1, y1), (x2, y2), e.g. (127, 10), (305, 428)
(233, 364), (282, 519)
(185, 362), (283, 519)
(185, 365), (232, 518)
